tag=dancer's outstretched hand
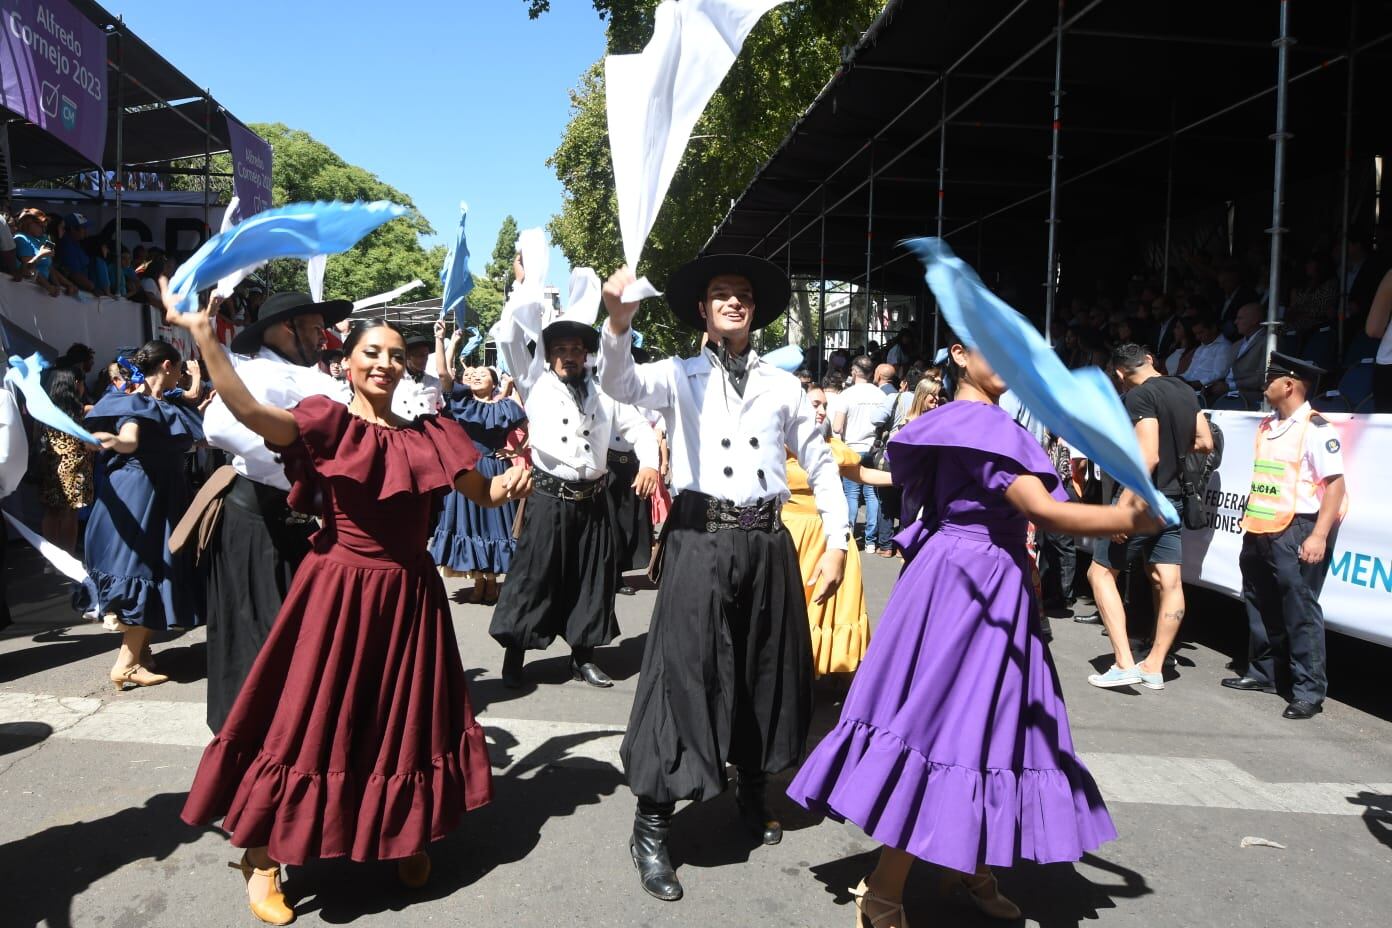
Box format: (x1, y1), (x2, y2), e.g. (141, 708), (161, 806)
(809, 548), (846, 605)
(495, 461), (533, 503)
(632, 467), (660, 499)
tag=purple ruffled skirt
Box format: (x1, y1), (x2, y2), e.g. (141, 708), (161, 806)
(787, 522), (1116, 873)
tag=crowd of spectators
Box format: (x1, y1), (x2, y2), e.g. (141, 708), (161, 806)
(0, 204), (182, 303)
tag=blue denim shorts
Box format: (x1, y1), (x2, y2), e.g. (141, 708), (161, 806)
(1093, 498), (1184, 569)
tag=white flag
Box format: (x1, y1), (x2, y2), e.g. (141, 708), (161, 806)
(352, 278), (425, 311)
(606, 0), (787, 301)
(307, 254), (328, 303)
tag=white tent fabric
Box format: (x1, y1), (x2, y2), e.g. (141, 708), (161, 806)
(606, 0), (787, 302)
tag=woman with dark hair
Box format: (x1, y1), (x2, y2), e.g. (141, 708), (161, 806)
(80, 338), (205, 690)
(1163, 317), (1197, 377)
(787, 333), (1161, 926)
(168, 293), (529, 925)
(36, 366), (93, 556)
(429, 363), (528, 604)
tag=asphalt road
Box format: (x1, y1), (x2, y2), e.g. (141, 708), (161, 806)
(1, 543), (1390, 928)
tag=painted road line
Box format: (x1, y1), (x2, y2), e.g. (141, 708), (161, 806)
(2, 692), (1388, 815)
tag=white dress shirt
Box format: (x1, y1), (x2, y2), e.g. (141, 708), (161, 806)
(599, 324), (849, 550)
(204, 346), (349, 491)
(392, 369), (443, 421)
(1259, 402), (1345, 514)
(1184, 336), (1237, 387)
(495, 290), (656, 481)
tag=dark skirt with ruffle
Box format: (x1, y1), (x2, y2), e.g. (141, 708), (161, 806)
(75, 393), (204, 629)
(181, 545), (492, 864)
(428, 448), (516, 574)
(429, 395), (523, 575)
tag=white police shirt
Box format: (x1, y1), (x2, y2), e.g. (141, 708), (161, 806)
(391, 369), (443, 421)
(493, 288), (656, 481)
(1261, 401), (1346, 515)
(204, 346), (349, 491)
(598, 324), (849, 550)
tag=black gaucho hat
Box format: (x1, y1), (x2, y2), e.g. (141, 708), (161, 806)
(404, 333), (435, 349)
(231, 291), (352, 355)
(664, 254), (791, 333)
(1265, 351), (1326, 385)
(541, 320), (600, 354)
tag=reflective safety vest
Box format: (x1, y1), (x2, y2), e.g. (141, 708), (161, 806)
(1241, 407), (1347, 534)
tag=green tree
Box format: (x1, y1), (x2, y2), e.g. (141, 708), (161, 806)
(540, 0), (883, 357)
(168, 123), (443, 305)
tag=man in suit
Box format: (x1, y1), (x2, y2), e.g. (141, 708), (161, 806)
(1211, 303), (1267, 406)
(1216, 262), (1260, 341)
(1341, 231), (1384, 334)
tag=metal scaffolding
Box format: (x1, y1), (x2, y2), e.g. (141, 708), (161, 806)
(707, 0), (1390, 384)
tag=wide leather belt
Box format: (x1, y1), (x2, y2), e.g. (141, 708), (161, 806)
(533, 470), (605, 502)
(225, 474), (315, 525)
(686, 491), (782, 534)
(607, 450), (634, 466)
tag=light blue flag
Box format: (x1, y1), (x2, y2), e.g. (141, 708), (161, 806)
(168, 201), (409, 312)
(904, 238), (1179, 527)
(763, 344), (804, 373)
(632, 330), (645, 349)
(460, 327), (483, 358)
(4, 353), (101, 446)
(440, 204), (474, 329)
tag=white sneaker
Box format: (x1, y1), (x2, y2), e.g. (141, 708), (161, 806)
(864, 544), (877, 554)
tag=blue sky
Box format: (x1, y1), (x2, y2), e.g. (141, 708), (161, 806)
(117, 0), (609, 283)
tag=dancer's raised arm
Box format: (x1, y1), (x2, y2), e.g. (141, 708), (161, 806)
(158, 279), (299, 447)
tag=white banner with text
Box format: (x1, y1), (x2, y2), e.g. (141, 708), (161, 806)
(1183, 410), (1392, 647)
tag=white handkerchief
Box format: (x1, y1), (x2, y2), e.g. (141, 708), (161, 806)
(621, 277), (663, 304)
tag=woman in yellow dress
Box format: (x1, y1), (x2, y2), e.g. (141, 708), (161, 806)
(784, 386), (892, 676)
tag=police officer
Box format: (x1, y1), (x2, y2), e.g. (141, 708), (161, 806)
(1221, 352), (1348, 719)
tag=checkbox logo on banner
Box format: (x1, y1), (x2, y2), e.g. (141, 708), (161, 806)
(40, 81), (59, 116)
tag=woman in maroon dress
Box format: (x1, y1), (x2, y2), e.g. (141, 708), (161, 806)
(167, 289), (531, 925)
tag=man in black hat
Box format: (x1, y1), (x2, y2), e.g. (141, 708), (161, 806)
(599, 257), (847, 902)
(202, 291), (351, 732)
(1222, 352), (1347, 720)
(488, 268), (659, 690)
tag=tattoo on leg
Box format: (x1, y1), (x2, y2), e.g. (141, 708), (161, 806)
(1163, 609), (1185, 622)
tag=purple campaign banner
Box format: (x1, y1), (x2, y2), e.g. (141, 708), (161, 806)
(226, 119), (274, 218)
(0, 0), (108, 165)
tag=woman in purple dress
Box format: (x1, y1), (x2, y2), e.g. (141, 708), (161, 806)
(787, 338), (1160, 927)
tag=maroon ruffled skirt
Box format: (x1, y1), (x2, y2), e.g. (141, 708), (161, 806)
(181, 546), (492, 864)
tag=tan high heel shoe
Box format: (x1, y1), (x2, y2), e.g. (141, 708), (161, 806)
(398, 851), (431, 889)
(939, 868), (1022, 920)
(110, 664), (169, 691)
(229, 852), (295, 926)
(851, 879), (909, 927)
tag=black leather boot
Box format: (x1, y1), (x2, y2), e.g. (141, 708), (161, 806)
(571, 647), (614, 688)
(630, 799), (682, 901)
(735, 767), (782, 845)
(501, 646), (525, 689)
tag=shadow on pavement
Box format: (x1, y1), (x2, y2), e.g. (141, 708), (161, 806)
(0, 792), (203, 928)
(808, 850), (1151, 928)
(1348, 791), (1392, 852)
(0, 720), (52, 755)
(284, 729), (626, 924)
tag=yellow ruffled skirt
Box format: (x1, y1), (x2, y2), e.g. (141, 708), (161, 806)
(782, 508), (870, 675)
